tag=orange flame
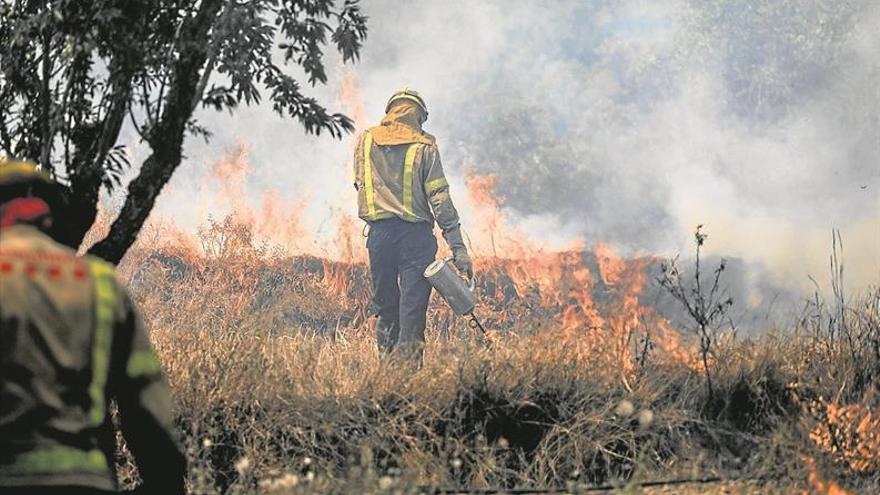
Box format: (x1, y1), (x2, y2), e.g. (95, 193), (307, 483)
(802, 456), (856, 495)
(206, 144), (312, 254)
(338, 72), (368, 134)
(810, 394), (880, 474)
(463, 173), (703, 372)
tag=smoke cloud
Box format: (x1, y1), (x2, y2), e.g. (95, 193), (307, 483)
(146, 0), (878, 302)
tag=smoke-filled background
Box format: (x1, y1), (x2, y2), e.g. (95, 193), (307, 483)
(130, 0), (878, 310)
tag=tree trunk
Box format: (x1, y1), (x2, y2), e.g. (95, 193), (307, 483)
(58, 45), (140, 250)
(88, 0), (223, 264)
(59, 190), (99, 250)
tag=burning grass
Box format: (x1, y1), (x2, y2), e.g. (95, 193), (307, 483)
(105, 148), (880, 493)
(111, 218), (880, 495)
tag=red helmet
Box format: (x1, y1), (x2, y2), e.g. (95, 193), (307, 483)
(0, 158), (67, 231)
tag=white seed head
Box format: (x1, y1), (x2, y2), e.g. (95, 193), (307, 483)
(379, 476), (394, 489)
(615, 400), (635, 417)
(637, 409), (654, 428)
(235, 456), (251, 476)
(281, 473), (300, 488)
(259, 473), (299, 491)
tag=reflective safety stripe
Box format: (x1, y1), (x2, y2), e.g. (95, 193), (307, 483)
(88, 261), (116, 426)
(362, 133), (423, 222)
(127, 350), (163, 377)
(0, 446), (109, 474)
(368, 212), (396, 220)
(402, 143), (420, 220)
(362, 132), (378, 220)
(425, 177), (448, 194)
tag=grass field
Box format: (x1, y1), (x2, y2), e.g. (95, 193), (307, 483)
(112, 219), (879, 494)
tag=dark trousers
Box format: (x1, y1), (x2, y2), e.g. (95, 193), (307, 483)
(367, 218), (437, 356)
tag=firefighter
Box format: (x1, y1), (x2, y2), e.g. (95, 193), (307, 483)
(0, 160), (186, 494)
(353, 87), (473, 360)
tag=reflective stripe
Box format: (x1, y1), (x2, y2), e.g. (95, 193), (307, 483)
(425, 177), (448, 194)
(0, 446), (109, 474)
(362, 132), (378, 220)
(402, 143), (420, 220)
(127, 350), (163, 377)
(88, 261), (116, 426)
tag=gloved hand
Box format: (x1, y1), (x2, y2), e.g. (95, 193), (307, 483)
(443, 225), (473, 279)
(452, 246), (473, 280)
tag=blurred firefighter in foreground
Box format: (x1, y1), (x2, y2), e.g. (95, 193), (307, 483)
(0, 160), (186, 494)
(354, 88), (473, 360)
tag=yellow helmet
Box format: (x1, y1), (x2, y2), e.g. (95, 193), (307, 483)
(0, 158), (65, 208)
(385, 87), (428, 118)
(0, 158), (54, 187)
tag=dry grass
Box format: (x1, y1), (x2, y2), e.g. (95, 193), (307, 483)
(114, 229), (880, 495)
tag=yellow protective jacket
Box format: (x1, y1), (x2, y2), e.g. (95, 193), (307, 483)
(353, 101), (466, 248)
(0, 225), (185, 492)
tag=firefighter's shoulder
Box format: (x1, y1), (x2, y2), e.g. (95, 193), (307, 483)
(0, 226), (90, 282)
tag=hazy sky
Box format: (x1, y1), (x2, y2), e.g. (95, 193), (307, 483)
(138, 0), (879, 296)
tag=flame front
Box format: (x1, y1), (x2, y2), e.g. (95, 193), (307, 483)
(460, 173), (702, 373)
(111, 74), (706, 374)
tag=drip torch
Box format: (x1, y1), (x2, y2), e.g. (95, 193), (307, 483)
(423, 258), (487, 335)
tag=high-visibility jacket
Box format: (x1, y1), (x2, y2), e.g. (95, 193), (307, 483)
(353, 104), (463, 244)
(0, 225), (185, 492)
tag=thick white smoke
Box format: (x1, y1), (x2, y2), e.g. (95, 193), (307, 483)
(148, 0), (878, 300)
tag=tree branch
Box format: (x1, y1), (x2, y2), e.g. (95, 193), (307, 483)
(89, 0), (225, 263)
(0, 111), (13, 154)
(39, 28), (53, 171)
(189, 0), (235, 115)
(61, 51), (139, 248)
